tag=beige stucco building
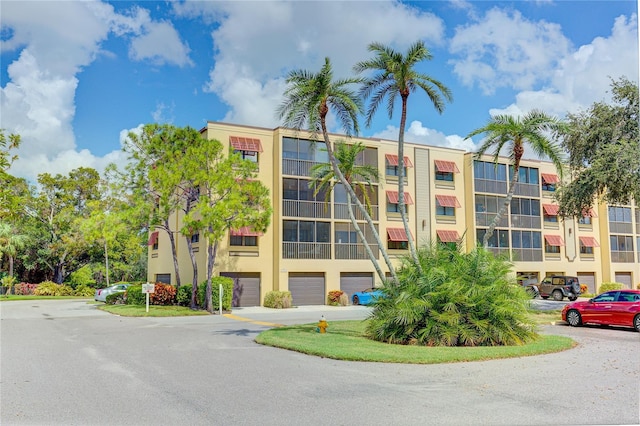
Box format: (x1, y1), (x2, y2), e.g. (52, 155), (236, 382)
(147, 121), (640, 306)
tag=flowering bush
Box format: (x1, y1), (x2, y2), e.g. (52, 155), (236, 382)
(580, 284), (588, 294)
(14, 282), (38, 295)
(327, 290), (344, 306)
(150, 283), (177, 305)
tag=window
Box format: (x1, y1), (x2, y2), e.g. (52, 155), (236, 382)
(230, 136), (262, 164)
(579, 236), (599, 255)
(437, 230), (459, 249)
(387, 228), (410, 250)
(541, 173), (559, 191)
(282, 137), (327, 162)
(510, 198), (541, 228)
(230, 227), (261, 247)
(474, 194), (508, 227)
(509, 166), (539, 185)
(385, 154), (412, 177)
(148, 231), (159, 250)
(511, 230), (543, 261)
(543, 204), (559, 223)
(386, 191), (413, 214)
(434, 160), (459, 182)
(191, 233), (200, 243)
(544, 235), (563, 254)
(610, 234), (634, 263)
(476, 229), (509, 249)
(435, 195), (460, 217)
(473, 160), (507, 194)
(283, 220), (330, 243)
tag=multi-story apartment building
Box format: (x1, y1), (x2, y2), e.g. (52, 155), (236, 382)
(147, 121), (640, 306)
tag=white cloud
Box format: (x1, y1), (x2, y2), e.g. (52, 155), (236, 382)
(449, 8), (571, 95)
(176, 1), (446, 130)
(371, 121), (477, 152)
(1, 2), (190, 182)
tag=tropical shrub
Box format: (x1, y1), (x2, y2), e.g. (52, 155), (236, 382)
(367, 243), (538, 347)
(1, 275), (18, 295)
(198, 277), (233, 311)
(598, 282), (623, 294)
(580, 284), (588, 294)
(74, 284), (95, 297)
(125, 285), (145, 305)
(327, 290), (344, 306)
(264, 291), (292, 309)
(150, 283), (177, 305)
(14, 282), (37, 295)
(105, 292), (126, 305)
(176, 285), (192, 306)
(67, 266), (97, 289)
(34, 281), (74, 296)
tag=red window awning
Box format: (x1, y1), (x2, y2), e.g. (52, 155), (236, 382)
(230, 136), (263, 152)
(387, 228), (411, 242)
(434, 160), (460, 173)
(541, 173), (560, 184)
(435, 194), (461, 208)
(544, 235), (565, 246)
(230, 227), (263, 237)
(436, 230), (460, 243)
(543, 204), (560, 216)
(386, 191), (414, 205)
(385, 154), (413, 167)
(579, 236), (600, 247)
(147, 231), (159, 246)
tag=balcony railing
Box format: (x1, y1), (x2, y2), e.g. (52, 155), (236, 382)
(283, 242), (331, 259)
(610, 251), (635, 263)
(334, 203), (379, 221)
(511, 249), (543, 262)
(282, 159), (321, 177)
(335, 243), (379, 260)
(282, 200), (331, 218)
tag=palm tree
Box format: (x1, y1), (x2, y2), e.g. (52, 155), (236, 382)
(0, 221), (27, 277)
(277, 57), (398, 283)
(465, 110), (567, 247)
(355, 41), (453, 269)
(310, 141), (385, 282)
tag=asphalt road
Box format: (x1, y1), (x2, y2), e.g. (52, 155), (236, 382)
(1, 299), (638, 426)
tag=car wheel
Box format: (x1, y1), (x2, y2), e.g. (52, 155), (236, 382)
(552, 290), (563, 301)
(634, 314), (640, 332)
(566, 309), (582, 327)
(352, 295), (360, 305)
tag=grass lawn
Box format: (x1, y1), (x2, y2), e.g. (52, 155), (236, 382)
(255, 319), (575, 364)
(98, 304), (211, 317)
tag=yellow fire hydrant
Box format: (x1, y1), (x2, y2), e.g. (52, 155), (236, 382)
(317, 315), (328, 334)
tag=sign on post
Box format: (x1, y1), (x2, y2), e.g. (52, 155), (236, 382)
(142, 283), (155, 312)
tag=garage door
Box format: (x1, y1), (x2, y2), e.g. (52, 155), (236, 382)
(340, 273), (374, 300)
(577, 273), (596, 294)
(289, 273), (325, 306)
(220, 273), (260, 307)
(615, 272), (632, 289)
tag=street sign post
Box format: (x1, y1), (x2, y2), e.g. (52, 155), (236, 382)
(142, 283), (155, 313)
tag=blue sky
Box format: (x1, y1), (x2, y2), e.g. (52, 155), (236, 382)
(1, 0), (638, 183)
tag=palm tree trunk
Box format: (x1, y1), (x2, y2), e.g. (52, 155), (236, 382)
(186, 236), (199, 309)
(482, 163), (520, 247)
(398, 95), (422, 272)
(319, 114), (398, 284)
(162, 218), (181, 286)
(346, 192), (386, 283)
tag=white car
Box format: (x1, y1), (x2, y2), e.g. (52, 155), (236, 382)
(94, 284), (129, 302)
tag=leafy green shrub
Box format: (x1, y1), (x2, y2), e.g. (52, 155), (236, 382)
(125, 285), (145, 305)
(176, 285), (192, 306)
(67, 266), (96, 289)
(367, 243), (537, 347)
(74, 284), (95, 297)
(263, 291), (292, 309)
(34, 281), (74, 296)
(198, 277), (233, 310)
(150, 283), (177, 305)
(327, 290), (344, 306)
(105, 292), (126, 305)
(598, 282), (623, 294)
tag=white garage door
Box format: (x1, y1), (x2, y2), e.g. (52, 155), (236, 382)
(289, 273), (325, 306)
(615, 272), (632, 289)
(221, 273), (261, 307)
(577, 273), (596, 294)
(340, 273), (374, 300)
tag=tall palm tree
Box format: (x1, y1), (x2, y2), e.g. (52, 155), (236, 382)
(0, 221), (27, 277)
(465, 110), (567, 247)
(277, 57), (398, 283)
(355, 41), (453, 269)
(310, 141), (385, 282)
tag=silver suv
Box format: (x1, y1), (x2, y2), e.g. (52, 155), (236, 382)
(526, 276), (581, 301)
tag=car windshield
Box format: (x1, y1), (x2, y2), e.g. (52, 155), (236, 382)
(592, 292), (616, 302)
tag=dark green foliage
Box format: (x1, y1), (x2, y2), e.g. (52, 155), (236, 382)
(263, 291), (292, 309)
(125, 284), (145, 305)
(150, 283), (176, 305)
(176, 285), (191, 306)
(198, 277), (233, 311)
(105, 292), (125, 305)
(367, 243), (537, 347)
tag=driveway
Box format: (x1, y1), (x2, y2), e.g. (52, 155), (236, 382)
(1, 300), (638, 426)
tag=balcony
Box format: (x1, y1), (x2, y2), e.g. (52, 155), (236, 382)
(282, 200), (331, 218)
(334, 203), (379, 221)
(282, 159), (321, 177)
(283, 242), (331, 259)
(335, 243), (379, 260)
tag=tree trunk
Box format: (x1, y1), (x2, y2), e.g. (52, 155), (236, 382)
(398, 95), (422, 272)
(8, 255), (13, 277)
(204, 238), (219, 313)
(319, 112), (398, 284)
(162, 218), (181, 287)
(186, 236), (199, 309)
(347, 192), (386, 283)
(104, 240), (110, 286)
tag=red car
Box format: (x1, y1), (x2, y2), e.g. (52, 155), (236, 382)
(562, 289), (640, 332)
